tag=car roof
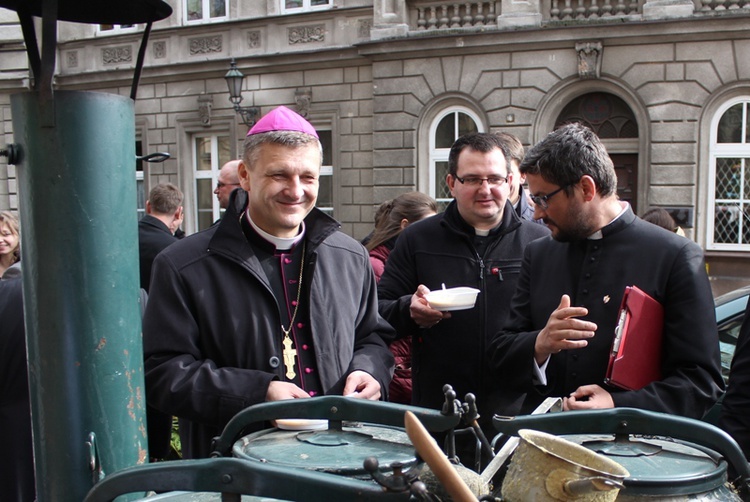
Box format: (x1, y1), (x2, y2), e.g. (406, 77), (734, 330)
(715, 285), (750, 323)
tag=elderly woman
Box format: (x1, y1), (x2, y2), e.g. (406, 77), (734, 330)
(0, 211), (20, 278)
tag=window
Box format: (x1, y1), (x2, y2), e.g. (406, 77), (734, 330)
(428, 107), (482, 211)
(282, 0), (332, 14)
(193, 134), (232, 231)
(317, 129), (334, 216)
(185, 0), (228, 23)
(99, 24), (137, 33)
(136, 140), (145, 221)
(708, 99), (750, 250)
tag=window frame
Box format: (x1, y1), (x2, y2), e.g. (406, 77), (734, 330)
(315, 128), (334, 217)
(428, 106), (484, 209)
(192, 133), (232, 231)
(707, 97), (750, 251)
(98, 24), (138, 34)
(184, 0), (229, 24)
(281, 0), (333, 15)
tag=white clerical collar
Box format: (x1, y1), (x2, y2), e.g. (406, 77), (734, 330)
(246, 210), (305, 251)
(475, 228), (490, 237)
(588, 201), (628, 240)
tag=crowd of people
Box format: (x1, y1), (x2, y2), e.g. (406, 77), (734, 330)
(4, 106), (750, 498)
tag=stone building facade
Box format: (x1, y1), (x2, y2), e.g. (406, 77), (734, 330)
(1, 0), (750, 286)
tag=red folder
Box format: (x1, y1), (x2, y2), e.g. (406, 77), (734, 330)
(605, 285), (664, 391)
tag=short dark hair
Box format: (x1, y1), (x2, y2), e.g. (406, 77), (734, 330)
(520, 123), (617, 197)
(448, 132), (511, 177)
(148, 183), (183, 215)
(242, 130), (322, 169)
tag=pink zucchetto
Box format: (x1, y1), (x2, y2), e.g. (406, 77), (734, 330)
(246, 106), (318, 139)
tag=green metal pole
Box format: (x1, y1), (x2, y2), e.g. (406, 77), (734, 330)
(11, 90), (147, 501)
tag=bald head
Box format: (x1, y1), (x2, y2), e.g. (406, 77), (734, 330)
(215, 160), (241, 209)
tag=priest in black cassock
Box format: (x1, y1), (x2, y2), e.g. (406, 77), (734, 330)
(143, 106), (395, 458)
(488, 123), (723, 419)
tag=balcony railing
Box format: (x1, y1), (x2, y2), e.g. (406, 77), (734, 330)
(414, 2), (499, 30)
(405, 0), (750, 32)
(549, 0), (642, 20)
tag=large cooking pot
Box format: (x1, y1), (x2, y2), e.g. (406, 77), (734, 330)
(493, 407), (750, 501)
(86, 398), (464, 502)
(211, 396), (461, 488)
(502, 429), (629, 502)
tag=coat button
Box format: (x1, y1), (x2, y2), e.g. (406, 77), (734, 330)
(269, 356), (280, 368)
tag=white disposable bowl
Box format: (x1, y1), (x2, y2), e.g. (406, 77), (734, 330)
(425, 287), (480, 311)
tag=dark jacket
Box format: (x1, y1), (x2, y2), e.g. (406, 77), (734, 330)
(377, 200), (549, 424)
(720, 299), (750, 460)
(138, 214), (178, 292)
(143, 190), (395, 458)
(0, 276), (35, 501)
(488, 205), (724, 419)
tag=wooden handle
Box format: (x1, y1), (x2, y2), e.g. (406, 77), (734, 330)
(404, 411), (476, 502)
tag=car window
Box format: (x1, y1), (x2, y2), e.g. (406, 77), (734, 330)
(719, 314), (744, 383)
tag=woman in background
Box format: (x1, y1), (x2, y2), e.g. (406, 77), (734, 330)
(0, 211), (20, 278)
(367, 191), (438, 404)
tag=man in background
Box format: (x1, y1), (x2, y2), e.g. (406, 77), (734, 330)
(214, 159), (241, 210)
(138, 183), (184, 293)
(138, 182), (183, 461)
(495, 131), (538, 223)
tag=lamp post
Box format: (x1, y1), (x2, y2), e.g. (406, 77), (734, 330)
(225, 58), (260, 127)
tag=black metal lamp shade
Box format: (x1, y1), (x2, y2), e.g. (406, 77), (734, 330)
(0, 0), (172, 24)
(224, 59), (245, 106)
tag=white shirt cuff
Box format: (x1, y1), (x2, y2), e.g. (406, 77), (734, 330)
(533, 355), (551, 386)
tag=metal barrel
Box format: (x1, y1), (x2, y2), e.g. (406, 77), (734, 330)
(11, 90), (147, 501)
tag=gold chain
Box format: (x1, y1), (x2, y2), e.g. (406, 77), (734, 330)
(281, 240), (306, 338)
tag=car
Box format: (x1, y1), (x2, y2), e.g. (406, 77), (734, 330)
(702, 284), (750, 425)
(715, 284), (750, 384)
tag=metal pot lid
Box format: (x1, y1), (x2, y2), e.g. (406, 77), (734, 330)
(564, 434), (728, 497)
(233, 422), (417, 476)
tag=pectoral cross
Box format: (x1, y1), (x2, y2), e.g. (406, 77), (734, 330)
(282, 334), (297, 379)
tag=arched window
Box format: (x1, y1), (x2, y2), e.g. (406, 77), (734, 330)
(428, 107), (482, 210)
(554, 92), (639, 210)
(708, 98), (750, 250)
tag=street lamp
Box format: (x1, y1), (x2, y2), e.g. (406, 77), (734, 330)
(224, 58), (259, 127)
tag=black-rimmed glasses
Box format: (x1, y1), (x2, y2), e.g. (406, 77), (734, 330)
(454, 175), (507, 187)
(530, 185), (569, 210)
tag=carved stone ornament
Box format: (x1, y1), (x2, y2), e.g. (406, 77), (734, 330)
(358, 18), (373, 39)
(153, 41), (166, 59)
(102, 46), (133, 65)
(288, 24), (325, 45)
(576, 41), (603, 79)
(247, 30), (261, 49)
(295, 88), (312, 117)
(66, 51), (78, 68)
(198, 94), (213, 127)
(189, 36), (223, 55)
